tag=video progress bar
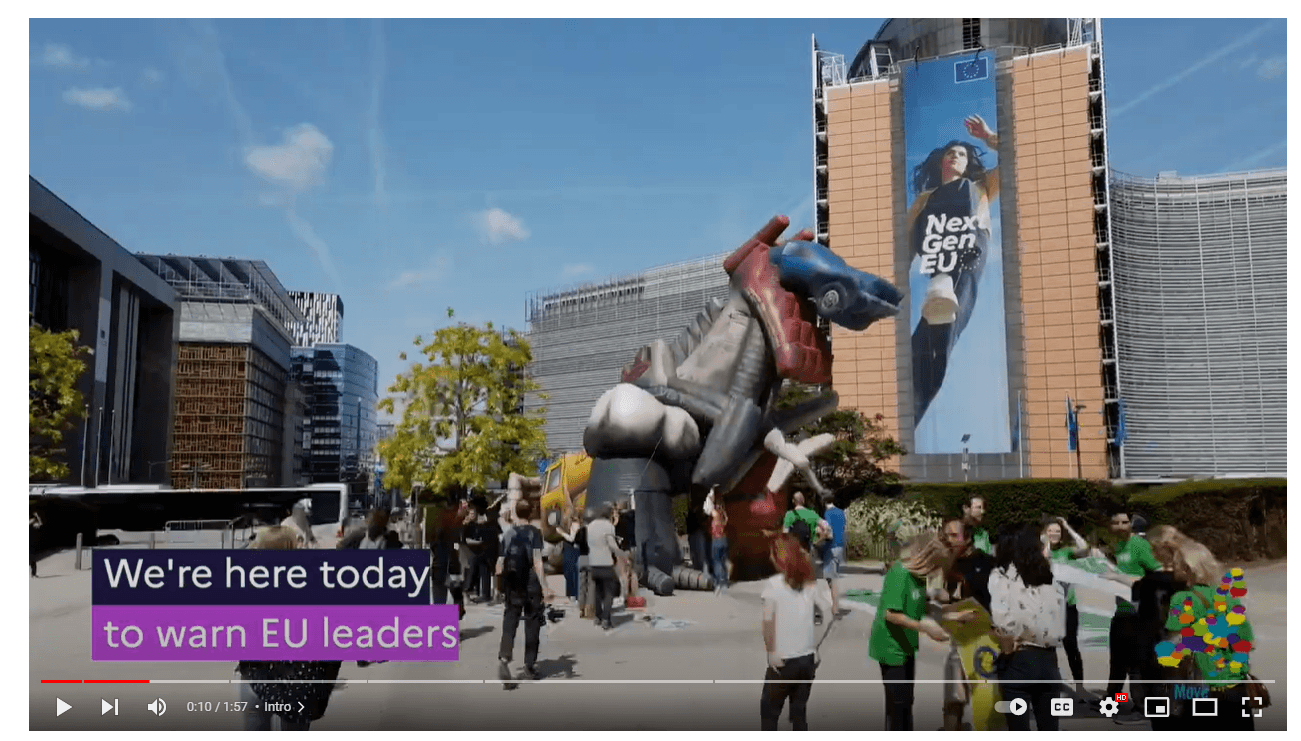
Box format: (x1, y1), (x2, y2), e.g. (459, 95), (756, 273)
(43, 679), (1277, 685)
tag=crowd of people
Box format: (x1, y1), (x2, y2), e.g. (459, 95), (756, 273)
(856, 494), (1259, 733)
(218, 489), (1259, 731)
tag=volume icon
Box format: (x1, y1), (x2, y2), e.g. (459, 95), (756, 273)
(147, 698), (167, 716)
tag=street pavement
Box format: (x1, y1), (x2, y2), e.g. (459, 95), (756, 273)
(29, 540), (1288, 731)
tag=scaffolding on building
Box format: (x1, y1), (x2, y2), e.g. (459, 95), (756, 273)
(136, 254), (306, 329)
(171, 343), (288, 489)
(136, 255), (302, 490)
(524, 253), (733, 453)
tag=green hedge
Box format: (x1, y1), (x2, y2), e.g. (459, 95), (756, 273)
(1128, 479), (1286, 562)
(902, 478), (1125, 542)
(667, 477), (1284, 562)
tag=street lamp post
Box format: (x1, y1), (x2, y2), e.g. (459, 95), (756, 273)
(961, 433), (971, 483)
(185, 462), (212, 489)
(80, 404), (89, 487)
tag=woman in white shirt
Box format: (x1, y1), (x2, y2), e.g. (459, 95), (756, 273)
(988, 524), (1068, 731)
(760, 534), (835, 731)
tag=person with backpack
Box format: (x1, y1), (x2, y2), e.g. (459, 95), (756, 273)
(496, 498), (553, 686)
(782, 492), (821, 552)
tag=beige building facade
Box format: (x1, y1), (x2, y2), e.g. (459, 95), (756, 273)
(815, 19), (1114, 481)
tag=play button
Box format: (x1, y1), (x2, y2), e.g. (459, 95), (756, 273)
(995, 698), (1029, 716)
(56, 698), (72, 717)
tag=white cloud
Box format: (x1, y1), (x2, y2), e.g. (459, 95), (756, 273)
(562, 263), (594, 277)
(42, 43), (90, 70)
(243, 123), (334, 192)
(142, 67), (165, 85)
(1257, 56), (1285, 79)
(63, 87), (131, 112)
(475, 207), (530, 245)
(389, 254), (452, 289)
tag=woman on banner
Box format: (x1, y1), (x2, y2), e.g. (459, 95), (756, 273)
(1041, 516), (1092, 698)
(868, 532), (955, 731)
(907, 114), (1000, 425)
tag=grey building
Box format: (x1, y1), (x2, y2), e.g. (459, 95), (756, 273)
(289, 291), (344, 346)
(1109, 169), (1287, 478)
(135, 254), (305, 489)
(291, 344), (380, 491)
(525, 253), (731, 453)
(29, 177), (179, 485)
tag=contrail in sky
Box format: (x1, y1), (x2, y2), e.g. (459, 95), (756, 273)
(368, 20), (388, 208)
(1219, 139), (1286, 173)
(1109, 21), (1276, 119)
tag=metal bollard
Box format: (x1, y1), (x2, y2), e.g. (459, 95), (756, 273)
(75, 532), (83, 571)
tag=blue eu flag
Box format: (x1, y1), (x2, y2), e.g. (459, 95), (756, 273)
(1065, 396), (1079, 452)
(955, 57), (989, 83)
(1115, 399), (1128, 447)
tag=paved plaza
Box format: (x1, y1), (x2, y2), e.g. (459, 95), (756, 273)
(30, 538), (1287, 731)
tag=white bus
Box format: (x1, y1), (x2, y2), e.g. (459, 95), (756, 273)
(30, 483), (352, 544)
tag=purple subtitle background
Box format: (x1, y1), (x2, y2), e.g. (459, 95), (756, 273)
(92, 605), (460, 662)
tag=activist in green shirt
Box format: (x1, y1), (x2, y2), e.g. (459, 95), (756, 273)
(782, 494), (822, 540)
(962, 495), (991, 554)
(1043, 517), (1091, 694)
(869, 534), (953, 731)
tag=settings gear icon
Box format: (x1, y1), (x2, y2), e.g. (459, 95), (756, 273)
(1099, 697), (1120, 718)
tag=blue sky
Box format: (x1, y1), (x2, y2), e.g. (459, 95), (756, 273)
(27, 19), (1288, 420)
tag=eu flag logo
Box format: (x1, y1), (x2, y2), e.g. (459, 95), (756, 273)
(955, 57), (989, 83)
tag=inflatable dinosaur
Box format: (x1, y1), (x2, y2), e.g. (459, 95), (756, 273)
(581, 215), (903, 594)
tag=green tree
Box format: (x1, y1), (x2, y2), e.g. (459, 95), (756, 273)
(776, 382), (906, 502)
(377, 309), (548, 499)
(30, 322), (91, 480)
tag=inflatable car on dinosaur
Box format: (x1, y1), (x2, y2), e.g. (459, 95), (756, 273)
(580, 215), (903, 594)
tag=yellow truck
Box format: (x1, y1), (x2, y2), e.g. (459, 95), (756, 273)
(538, 452), (592, 543)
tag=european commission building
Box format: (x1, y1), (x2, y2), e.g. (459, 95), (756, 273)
(524, 255), (730, 454)
(1109, 169), (1286, 478)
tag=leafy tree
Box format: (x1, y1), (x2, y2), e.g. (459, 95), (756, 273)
(30, 322), (91, 480)
(377, 308), (548, 500)
(775, 381), (906, 504)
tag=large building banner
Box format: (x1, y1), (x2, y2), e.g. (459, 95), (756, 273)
(903, 55), (1012, 455)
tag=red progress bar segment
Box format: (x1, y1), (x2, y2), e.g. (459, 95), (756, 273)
(84, 680), (150, 684)
(40, 680), (82, 684)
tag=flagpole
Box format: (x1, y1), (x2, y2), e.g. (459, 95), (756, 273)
(1018, 390), (1024, 479)
(1072, 393), (1085, 480)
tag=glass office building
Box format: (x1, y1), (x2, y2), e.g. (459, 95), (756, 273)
(291, 344), (380, 489)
